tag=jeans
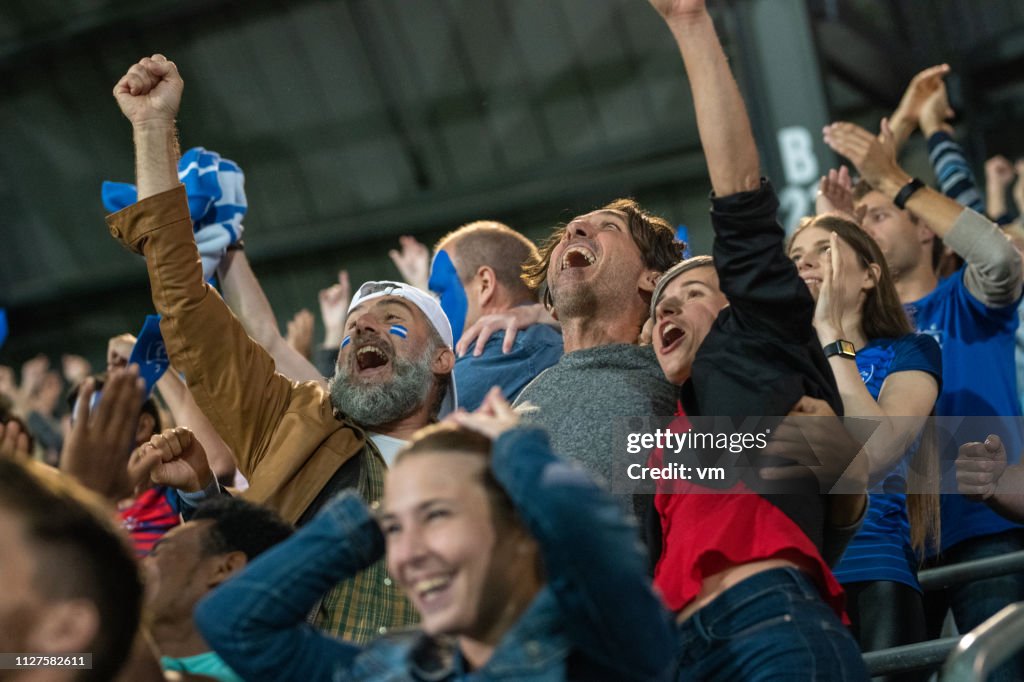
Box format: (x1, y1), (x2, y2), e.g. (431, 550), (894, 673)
(675, 568), (868, 681)
(923, 529), (1024, 682)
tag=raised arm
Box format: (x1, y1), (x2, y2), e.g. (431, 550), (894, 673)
(218, 249), (325, 384)
(920, 80), (985, 214)
(812, 238), (940, 483)
(649, 0), (759, 195)
(888, 64), (951, 154)
(113, 55), (181, 200)
(651, 0), (837, 419)
(108, 55), (306, 479)
(59, 367), (146, 501)
(985, 156), (1016, 223)
(106, 332), (236, 483)
(313, 270), (351, 377)
(154, 369), (237, 483)
(826, 120), (1023, 307)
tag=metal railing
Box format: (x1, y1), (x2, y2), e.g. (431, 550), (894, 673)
(863, 637), (960, 676)
(919, 550), (1024, 592)
(861, 551), (1024, 677)
(941, 604), (1024, 681)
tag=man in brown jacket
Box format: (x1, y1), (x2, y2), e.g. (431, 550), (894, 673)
(107, 54), (456, 643)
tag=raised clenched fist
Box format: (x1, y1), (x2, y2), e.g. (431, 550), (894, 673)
(957, 435), (1008, 502)
(113, 54), (184, 127)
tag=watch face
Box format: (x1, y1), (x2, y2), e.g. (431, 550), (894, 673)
(824, 340), (856, 359)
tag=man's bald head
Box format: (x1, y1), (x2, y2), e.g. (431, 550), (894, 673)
(437, 221), (539, 304)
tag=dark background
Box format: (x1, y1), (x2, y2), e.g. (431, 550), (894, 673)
(2, 0), (1022, 367)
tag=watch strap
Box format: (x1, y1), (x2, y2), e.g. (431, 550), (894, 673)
(893, 177), (925, 210)
(823, 340), (856, 359)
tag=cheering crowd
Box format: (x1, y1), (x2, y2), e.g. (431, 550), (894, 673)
(4, 0), (1024, 680)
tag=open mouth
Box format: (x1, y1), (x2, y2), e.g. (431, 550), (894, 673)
(800, 275), (822, 288)
(412, 574), (454, 609)
(355, 344), (390, 372)
(561, 245), (597, 269)
(658, 322), (686, 354)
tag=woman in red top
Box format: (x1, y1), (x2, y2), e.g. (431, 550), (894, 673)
(644, 0), (867, 679)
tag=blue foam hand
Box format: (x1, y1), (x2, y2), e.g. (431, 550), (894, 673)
(128, 315), (170, 396)
(101, 181), (140, 213)
(428, 249), (467, 345)
(675, 225), (693, 259)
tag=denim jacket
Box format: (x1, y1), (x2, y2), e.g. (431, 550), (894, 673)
(453, 323), (563, 411)
(196, 427), (674, 681)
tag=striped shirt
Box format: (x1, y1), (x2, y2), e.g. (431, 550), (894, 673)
(119, 486), (181, 558)
(832, 335), (942, 589)
(927, 131), (985, 215)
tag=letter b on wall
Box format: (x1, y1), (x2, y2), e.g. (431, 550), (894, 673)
(777, 126), (818, 185)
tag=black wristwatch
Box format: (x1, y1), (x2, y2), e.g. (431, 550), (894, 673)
(893, 178), (925, 210)
(823, 340), (856, 360)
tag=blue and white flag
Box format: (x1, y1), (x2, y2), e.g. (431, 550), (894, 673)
(102, 147), (247, 282)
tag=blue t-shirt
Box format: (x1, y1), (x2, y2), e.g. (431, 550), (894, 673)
(907, 269), (1022, 552)
(453, 323), (563, 411)
(833, 334), (942, 590)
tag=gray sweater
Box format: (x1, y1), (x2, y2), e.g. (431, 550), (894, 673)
(513, 343), (677, 489)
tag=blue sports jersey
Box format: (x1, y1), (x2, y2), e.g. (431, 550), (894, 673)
(833, 334), (942, 590)
(907, 269), (1022, 553)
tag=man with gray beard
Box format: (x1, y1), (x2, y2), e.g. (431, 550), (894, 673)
(105, 53), (457, 646)
(324, 280), (458, 472)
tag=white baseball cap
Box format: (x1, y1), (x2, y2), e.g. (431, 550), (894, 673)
(348, 281), (458, 418)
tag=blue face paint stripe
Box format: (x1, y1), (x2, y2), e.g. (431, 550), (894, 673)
(341, 336), (351, 348)
(389, 325), (408, 339)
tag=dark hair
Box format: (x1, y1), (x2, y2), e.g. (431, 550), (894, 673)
(437, 221), (539, 304)
(396, 423), (518, 530)
(192, 497), (294, 560)
(0, 458), (142, 682)
(789, 214), (912, 339)
(852, 180), (944, 271)
(851, 178), (873, 204)
(523, 198), (685, 308)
